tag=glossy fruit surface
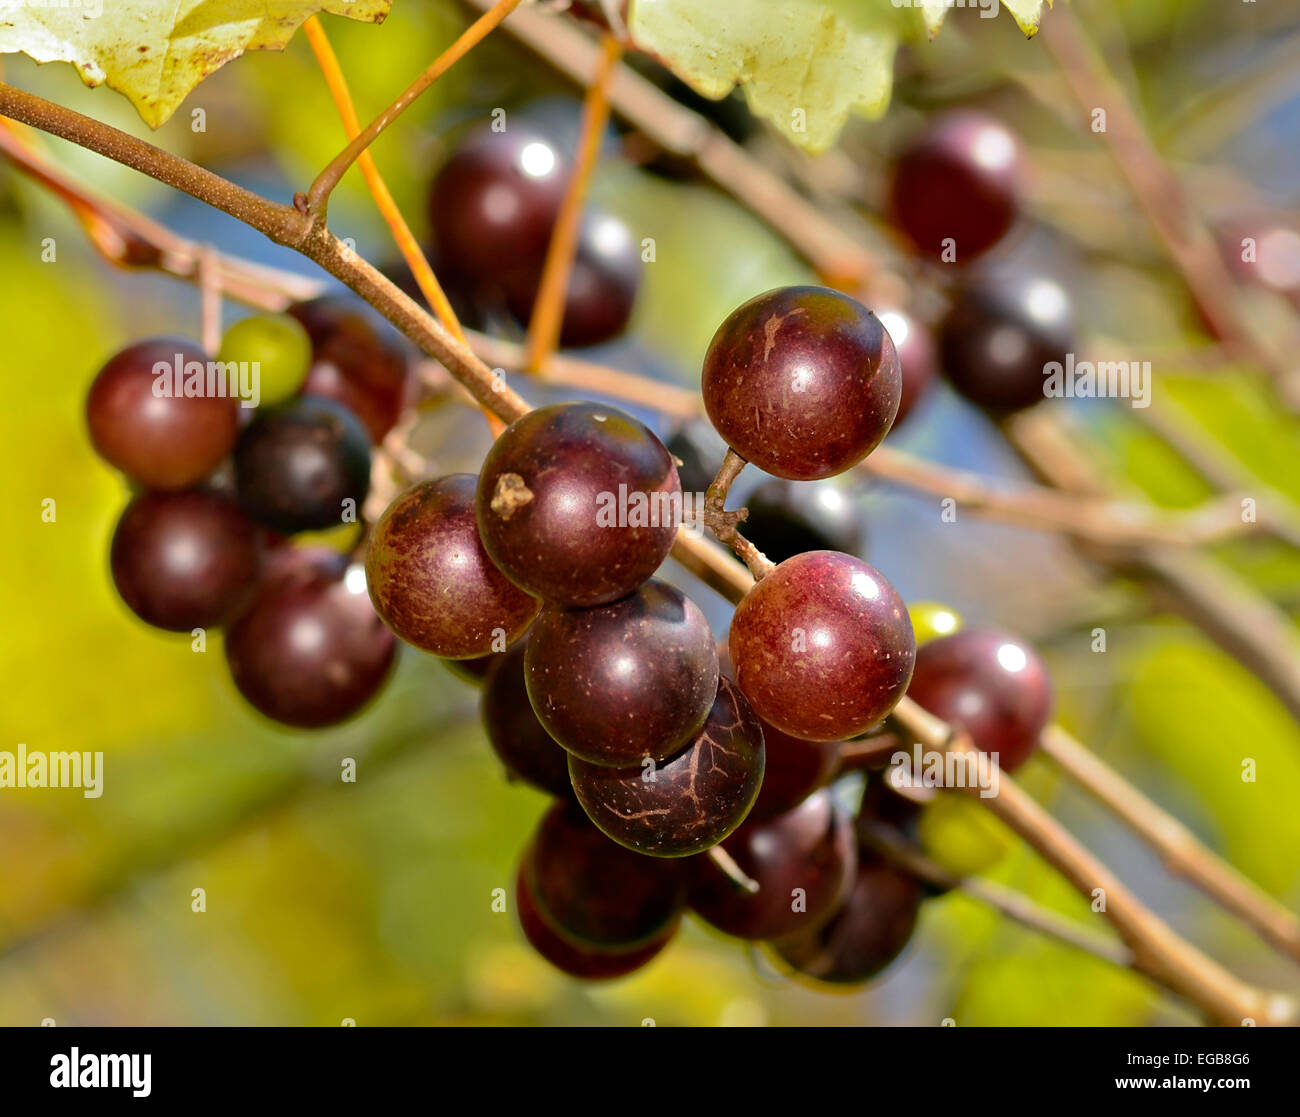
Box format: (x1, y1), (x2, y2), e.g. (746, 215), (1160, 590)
(939, 273), (1075, 412)
(526, 580), (718, 765)
(224, 550), (397, 728)
(890, 110), (1022, 261)
(729, 551), (915, 741)
(110, 489), (260, 632)
(906, 628), (1053, 772)
(366, 475), (539, 658)
(702, 287), (900, 480)
(742, 479), (863, 564)
(750, 719), (842, 819)
(234, 396), (371, 535)
(481, 643), (573, 797)
(569, 677), (764, 856)
(216, 313), (312, 408)
(688, 789), (857, 941)
(876, 307), (938, 428)
(477, 402), (681, 606)
(87, 338), (238, 490)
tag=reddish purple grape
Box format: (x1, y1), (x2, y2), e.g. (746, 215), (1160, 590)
(288, 297), (411, 444)
(526, 580), (718, 765)
(889, 110), (1023, 262)
(702, 287), (900, 480)
(877, 307), (938, 428)
(86, 338), (238, 490)
(750, 719), (842, 819)
(688, 789), (857, 941)
(568, 677), (764, 857)
(481, 643), (573, 797)
(939, 272), (1075, 412)
(906, 628), (1053, 772)
(516, 867), (672, 980)
(234, 396), (371, 535)
(366, 475), (539, 658)
(110, 489), (261, 632)
(773, 853), (923, 984)
(524, 800), (686, 949)
(505, 210), (642, 348)
(477, 402), (681, 606)
(428, 128), (568, 288)
(729, 551), (915, 742)
(224, 550), (397, 728)
(743, 479), (864, 564)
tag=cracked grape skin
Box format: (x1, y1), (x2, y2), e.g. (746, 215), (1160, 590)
(688, 789), (857, 942)
(701, 286), (901, 481)
(729, 551), (915, 742)
(526, 580), (719, 766)
(476, 402), (681, 607)
(365, 474), (539, 659)
(568, 677), (765, 857)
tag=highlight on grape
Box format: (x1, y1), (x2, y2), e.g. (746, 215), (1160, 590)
(593, 484), (705, 535)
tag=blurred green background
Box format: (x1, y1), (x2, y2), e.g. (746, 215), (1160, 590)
(0, 0), (1298, 1025)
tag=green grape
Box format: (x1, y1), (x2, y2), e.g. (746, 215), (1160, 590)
(217, 313), (313, 407)
(918, 793), (1015, 878)
(908, 600), (963, 645)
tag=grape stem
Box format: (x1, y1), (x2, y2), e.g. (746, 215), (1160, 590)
(706, 846), (760, 895)
(197, 244), (222, 356)
(704, 449), (776, 581)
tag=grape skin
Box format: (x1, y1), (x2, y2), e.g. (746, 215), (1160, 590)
(481, 642), (573, 798)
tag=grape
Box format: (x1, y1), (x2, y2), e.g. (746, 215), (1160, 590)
(918, 793), (1016, 878)
(428, 128), (568, 289)
(889, 110), (1023, 262)
(939, 272), (1075, 412)
(729, 551), (915, 741)
(750, 718), (841, 819)
(110, 489), (261, 632)
(687, 789), (857, 941)
(365, 475), (539, 658)
(86, 338), (239, 490)
(504, 210), (642, 349)
(515, 866), (672, 980)
(442, 650), (502, 686)
(525, 580), (718, 765)
(481, 642), (573, 797)
(773, 853), (923, 985)
(907, 600), (963, 645)
(216, 313), (312, 408)
(224, 549), (397, 728)
(857, 773), (924, 841)
(287, 297), (411, 443)
(568, 677), (764, 857)
(742, 479), (863, 564)
(665, 418), (728, 497)
(876, 307), (937, 428)
(524, 800), (686, 948)
(702, 286), (900, 480)
(477, 402), (681, 606)
(906, 628), (1053, 772)
(234, 396), (371, 535)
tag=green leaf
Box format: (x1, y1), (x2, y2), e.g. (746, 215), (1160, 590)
(0, 0), (392, 128)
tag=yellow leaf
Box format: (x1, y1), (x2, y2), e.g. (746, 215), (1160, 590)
(0, 0), (391, 128)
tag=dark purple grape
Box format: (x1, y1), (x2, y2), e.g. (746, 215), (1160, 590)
(86, 338), (238, 490)
(288, 297), (411, 444)
(366, 475), (539, 658)
(750, 720), (842, 819)
(477, 402), (681, 606)
(428, 128), (568, 288)
(526, 580), (718, 765)
(729, 551), (914, 742)
(481, 643), (573, 797)
(702, 287), (900, 481)
(234, 396), (371, 535)
(774, 853), (923, 984)
(743, 479), (863, 564)
(569, 677), (764, 857)
(665, 418), (728, 497)
(857, 773), (924, 841)
(516, 867), (672, 980)
(906, 628), (1053, 772)
(224, 550), (397, 728)
(939, 272), (1075, 412)
(524, 800), (686, 949)
(110, 489), (261, 632)
(505, 210), (642, 348)
(890, 110), (1023, 262)
(877, 307), (938, 428)
(688, 789), (857, 941)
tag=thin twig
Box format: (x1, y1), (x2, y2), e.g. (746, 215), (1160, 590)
(197, 244), (222, 355)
